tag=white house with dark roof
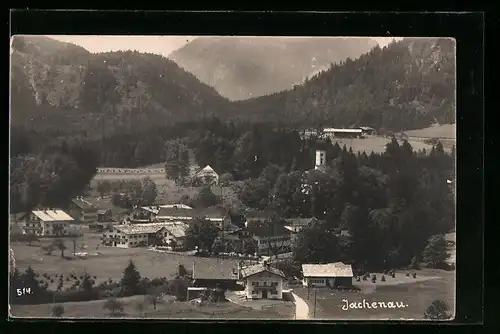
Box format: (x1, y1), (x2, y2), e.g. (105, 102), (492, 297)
(26, 209), (74, 236)
(240, 262), (287, 300)
(301, 262), (354, 288)
(101, 221), (189, 249)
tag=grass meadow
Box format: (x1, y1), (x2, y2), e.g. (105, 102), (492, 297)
(293, 268), (455, 320)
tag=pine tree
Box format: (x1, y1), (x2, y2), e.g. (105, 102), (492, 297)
(120, 260), (141, 296)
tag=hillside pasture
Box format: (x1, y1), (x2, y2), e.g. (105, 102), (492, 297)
(10, 233), (242, 292)
(331, 136), (436, 154)
(404, 124), (456, 139)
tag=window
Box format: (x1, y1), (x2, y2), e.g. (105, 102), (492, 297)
(271, 282), (278, 287)
(271, 290), (277, 295)
(252, 282), (259, 286)
(252, 290), (257, 295)
(263, 281), (268, 286)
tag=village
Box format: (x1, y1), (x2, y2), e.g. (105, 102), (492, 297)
(9, 124), (456, 320)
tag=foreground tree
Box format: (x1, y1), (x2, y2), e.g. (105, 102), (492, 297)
(293, 222), (342, 264)
(424, 299), (452, 320)
(52, 239), (67, 258)
(120, 260), (141, 296)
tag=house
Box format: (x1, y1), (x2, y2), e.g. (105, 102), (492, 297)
(302, 262), (354, 288)
(240, 262), (287, 300)
(323, 128), (363, 139)
(97, 208), (113, 222)
(101, 222), (189, 249)
(284, 217), (322, 244)
(359, 126), (375, 135)
(69, 197), (98, 223)
(126, 206), (156, 224)
(101, 223), (164, 248)
(245, 224), (292, 256)
(161, 222), (189, 250)
(25, 209), (74, 236)
(195, 165), (219, 185)
(243, 210), (276, 227)
(192, 260), (240, 290)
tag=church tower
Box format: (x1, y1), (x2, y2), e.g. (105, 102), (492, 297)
(315, 149), (326, 170)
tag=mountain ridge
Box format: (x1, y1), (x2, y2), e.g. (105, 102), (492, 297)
(169, 37), (379, 100)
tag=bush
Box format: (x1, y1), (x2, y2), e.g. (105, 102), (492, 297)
(381, 275), (386, 282)
(412, 273), (417, 278)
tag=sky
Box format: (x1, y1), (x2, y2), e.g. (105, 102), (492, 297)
(45, 35), (403, 58)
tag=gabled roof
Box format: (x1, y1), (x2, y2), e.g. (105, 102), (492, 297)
(97, 208), (111, 215)
(161, 204), (193, 210)
(31, 210), (74, 222)
(302, 262), (354, 278)
(240, 263), (286, 279)
(115, 224), (165, 235)
(157, 206), (226, 220)
(72, 198), (97, 210)
(165, 223), (188, 238)
(199, 165), (216, 173)
(244, 210), (275, 220)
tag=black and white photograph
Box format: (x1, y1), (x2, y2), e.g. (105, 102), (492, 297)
(9, 35), (456, 321)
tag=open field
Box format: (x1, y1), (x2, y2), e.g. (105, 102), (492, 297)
(331, 136), (438, 154)
(89, 176), (239, 206)
(10, 294), (290, 319)
(293, 269), (455, 320)
(404, 124), (456, 139)
(11, 233), (243, 292)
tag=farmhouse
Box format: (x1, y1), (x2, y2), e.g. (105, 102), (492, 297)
(194, 165), (219, 185)
(240, 262), (287, 300)
(25, 209), (74, 236)
(125, 206), (156, 224)
(69, 197), (98, 223)
(323, 128), (363, 139)
(302, 262), (354, 288)
(192, 261), (240, 290)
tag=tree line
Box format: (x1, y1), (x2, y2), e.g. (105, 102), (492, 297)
(236, 137), (455, 271)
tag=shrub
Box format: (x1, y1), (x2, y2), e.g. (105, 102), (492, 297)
(65, 277), (70, 282)
(381, 275), (386, 282)
(50, 279), (54, 283)
(412, 273), (417, 278)
(371, 275), (376, 283)
(424, 299), (452, 320)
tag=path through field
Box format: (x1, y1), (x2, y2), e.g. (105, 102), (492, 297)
(292, 293), (310, 320)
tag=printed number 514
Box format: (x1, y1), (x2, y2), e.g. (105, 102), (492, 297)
(17, 288), (31, 296)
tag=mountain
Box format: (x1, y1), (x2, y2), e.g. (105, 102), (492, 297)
(168, 37), (378, 101)
(229, 38), (456, 131)
(10, 35), (230, 135)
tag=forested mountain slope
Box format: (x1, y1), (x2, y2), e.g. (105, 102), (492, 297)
(169, 37), (377, 101)
(230, 38), (456, 131)
(10, 35), (231, 136)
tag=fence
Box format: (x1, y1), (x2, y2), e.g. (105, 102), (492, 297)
(96, 168), (166, 174)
